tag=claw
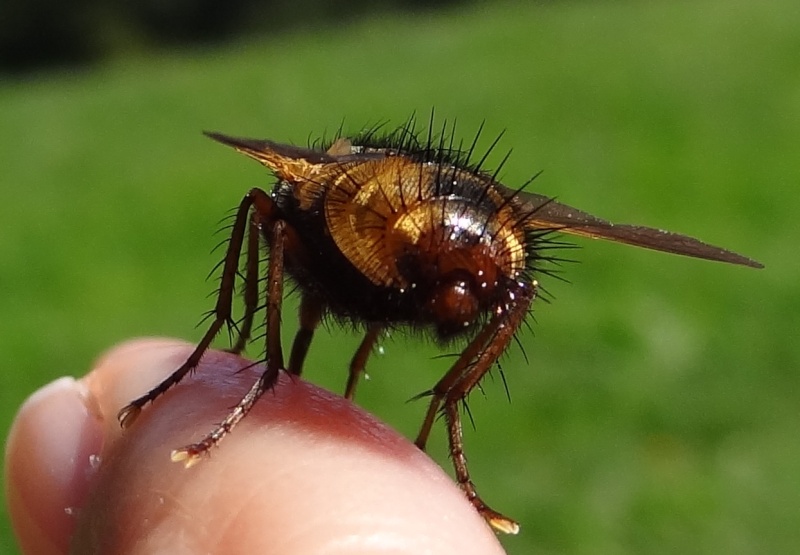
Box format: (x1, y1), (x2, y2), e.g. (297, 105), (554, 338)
(170, 447), (203, 468)
(117, 404), (141, 429)
(486, 513), (520, 535)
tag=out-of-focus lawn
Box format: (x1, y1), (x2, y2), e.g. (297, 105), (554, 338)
(1, 0), (797, 553)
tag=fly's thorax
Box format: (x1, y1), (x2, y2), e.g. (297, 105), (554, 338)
(272, 164), (338, 214)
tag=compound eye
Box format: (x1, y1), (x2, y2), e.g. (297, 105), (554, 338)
(428, 277), (480, 337)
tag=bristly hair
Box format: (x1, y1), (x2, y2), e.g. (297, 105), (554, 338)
(324, 112), (512, 180)
(319, 113), (578, 293)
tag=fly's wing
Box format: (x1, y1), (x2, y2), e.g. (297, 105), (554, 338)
(515, 191), (763, 269)
(204, 132), (337, 165)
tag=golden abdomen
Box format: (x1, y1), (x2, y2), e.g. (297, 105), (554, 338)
(324, 156), (528, 331)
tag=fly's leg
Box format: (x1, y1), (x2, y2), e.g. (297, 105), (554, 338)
(172, 218), (287, 465)
(344, 324), (382, 400)
(227, 210), (264, 355)
(413, 318), (502, 451)
(289, 308), (380, 399)
(415, 281), (537, 534)
(117, 188), (276, 428)
(287, 296), (325, 376)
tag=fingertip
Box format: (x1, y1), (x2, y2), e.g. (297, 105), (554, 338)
(42, 339), (506, 554)
(5, 377), (104, 555)
(5, 339), (193, 555)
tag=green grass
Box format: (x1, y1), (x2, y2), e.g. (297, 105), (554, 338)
(1, 0), (798, 553)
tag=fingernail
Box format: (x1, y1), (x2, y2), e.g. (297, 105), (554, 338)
(6, 377), (105, 555)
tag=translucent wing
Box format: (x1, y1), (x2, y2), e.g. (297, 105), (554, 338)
(516, 191), (763, 269)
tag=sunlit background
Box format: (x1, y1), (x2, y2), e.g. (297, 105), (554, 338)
(1, 0), (798, 553)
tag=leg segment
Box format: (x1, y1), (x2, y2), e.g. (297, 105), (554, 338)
(413, 316), (505, 451)
(344, 324), (382, 400)
(172, 218), (288, 465)
(227, 210), (264, 355)
(443, 402), (518, 534)
(287, 295), (324, 376)
(416, 281), (537, 534)
(117, 188), (276, 428)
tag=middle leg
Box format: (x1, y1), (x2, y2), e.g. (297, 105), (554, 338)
(287, 295), (325, 376)
(344, 324), (382, 400)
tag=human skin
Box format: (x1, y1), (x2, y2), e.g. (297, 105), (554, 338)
(5, 338), (506, 554)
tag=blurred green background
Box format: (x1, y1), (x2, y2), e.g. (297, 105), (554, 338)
(1, 0), (798, 553)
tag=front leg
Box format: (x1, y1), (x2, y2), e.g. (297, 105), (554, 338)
(117, 188), (277, 428)
(226, 209), (265, 355)
(172, 217), (288, 464)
